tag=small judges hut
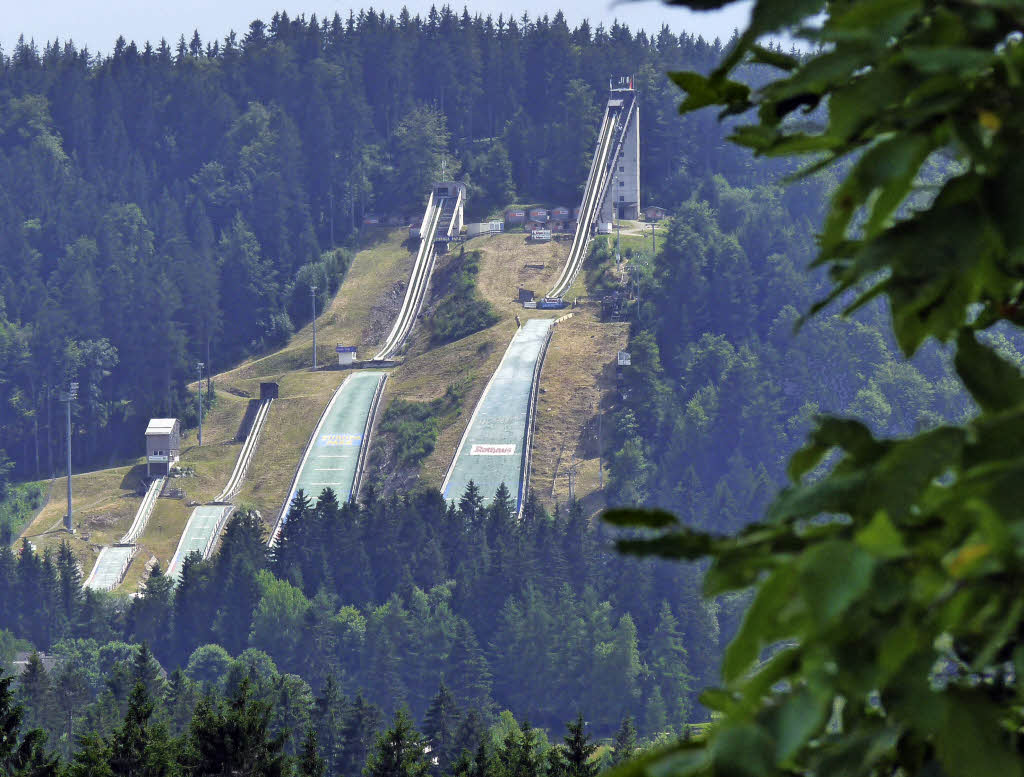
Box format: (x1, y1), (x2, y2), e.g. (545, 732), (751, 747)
(146, 418), (180, 476)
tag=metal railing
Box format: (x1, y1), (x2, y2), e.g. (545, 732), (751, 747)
(214, 398), (273, 503)
(119, 476), (165, 545)
(374, 196), (446, 360)
(547, 96), (631, 299)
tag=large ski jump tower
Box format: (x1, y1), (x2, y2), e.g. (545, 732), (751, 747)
(599, 75), (640, 222)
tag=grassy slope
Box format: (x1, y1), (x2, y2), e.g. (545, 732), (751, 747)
(15, 219), (638, 584)
(15, 228), (414, 586)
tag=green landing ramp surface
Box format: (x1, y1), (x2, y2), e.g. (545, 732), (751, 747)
(167, 504), (232, 579)
(284, 370), (385, 514)
(442, 318), (554, 510)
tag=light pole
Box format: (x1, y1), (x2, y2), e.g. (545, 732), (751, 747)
(311, 285), (318, 370)
(61, 382), (78, 533)
(196, 362), (204, 446)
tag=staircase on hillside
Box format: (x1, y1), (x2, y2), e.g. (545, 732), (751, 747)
(434, 197), (455, 241)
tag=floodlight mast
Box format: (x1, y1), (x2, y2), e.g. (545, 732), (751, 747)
(63, 382), (79, 532)
(311, 285), (318, 370)
(197, 363), (204, 447)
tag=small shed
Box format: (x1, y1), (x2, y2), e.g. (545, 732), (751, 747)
(528, 208), (549, 222)
(506, 209), (526, 225)
(644, 206), (668, 221)
(336, 345), (357, 366)
(525, 219), (546, 232)
(552, 206), (570, 222)
(145, 418), (180, 476)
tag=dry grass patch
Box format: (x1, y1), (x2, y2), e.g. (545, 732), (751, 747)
(470, 233), (569, 315)
(380, 319), (518, 490)
(532, 308), (630, 517)
(220, 228), (413, 382)
(18, 464), (144, 555)
(234, 369), (349, 525)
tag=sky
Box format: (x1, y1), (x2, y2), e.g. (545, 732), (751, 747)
(2, 0), (750, 56)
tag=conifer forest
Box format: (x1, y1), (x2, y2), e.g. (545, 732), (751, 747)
(5, 1), (1024, 775)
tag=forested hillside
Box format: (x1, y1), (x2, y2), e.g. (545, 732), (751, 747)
(604, 174), (1024, 529)
(0, 484), (711, 745)
(0, 9), (749, 485)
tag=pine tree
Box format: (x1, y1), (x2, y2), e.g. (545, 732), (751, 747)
(364, 708), (430, 777)
(187, 679), (289, 777)
(298, 727), (326, 777)
(16, 651), (53, 734)
(560, 714), (597, 777)
(610, 716), (637, 766)
(312, 675), (346, 776)
(162, 669), (201, 735)
(131, 643), (168, 700)
(423, 682), (460, 774)
(337, 693), (382, 777)
(445, 620), (492, 714)
(108, 682), (176, 777)
(0, 675), (58, 777)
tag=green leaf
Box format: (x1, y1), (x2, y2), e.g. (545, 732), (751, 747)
(602, 508), (678, 529)
(723, 566), (801, 682)
(771, 686), (831, 762)
(854, 511), (908, 559)
(798, 541), (875, 623)
(616, 531), (716, 560)
(955, 329), (1024, 412)
(709, 723), (775, 777)
(932, 692), (1023, 777)
(748, 44), (800, 71)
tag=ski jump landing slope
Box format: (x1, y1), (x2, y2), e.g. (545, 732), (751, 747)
(441, 318), (554, 513)
(271, 370), (386, 543)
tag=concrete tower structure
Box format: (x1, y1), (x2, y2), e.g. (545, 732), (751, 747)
(600, 76), (640, 222)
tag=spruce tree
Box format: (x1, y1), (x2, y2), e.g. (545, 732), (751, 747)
(187, 679), (289, 777)
(457, 481), (484, 526)
(16, 652), (53, 734)
(647, 602), (693, 727)
(127, 566), (175, 665)
(131, 643), (168, 700)
(560, 714), (597, 777)
(55, 540), (82, 630)
(445, 620), (492, 714)
(423, 682), (460, 774)
(312, 675), (346, 776)
(0, 674), (58, 777)
(610, 716), (637, 766)
(364, 708), (430, 777)
(298, 727), (326, 777)
(108, 682), (176, 777)
(162, 669), (200, 735)
(494, 719), (542, 777)
(337, 693), (382, 777)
